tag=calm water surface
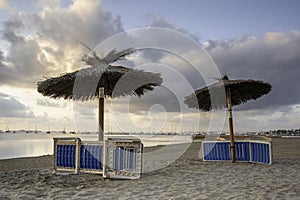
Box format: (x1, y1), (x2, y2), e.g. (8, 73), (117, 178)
(0, 133), (192, 159)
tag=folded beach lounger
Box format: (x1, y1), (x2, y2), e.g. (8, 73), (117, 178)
(80, 141), (103, 174)
(249, 141), (272, 164)
(53, 138), (81, 174)
(53, 137), (143, 179)
(201, 141), (272, 165)
(103, 137), (143, 179)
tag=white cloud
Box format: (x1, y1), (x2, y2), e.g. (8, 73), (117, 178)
(0, 0), (8, 9)
(36, 98), (67, 107)
(0, 0), (123, 88)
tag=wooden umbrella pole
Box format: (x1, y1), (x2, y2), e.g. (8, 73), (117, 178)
(98, 87), (104, 141)
(226, 88), (236, 163)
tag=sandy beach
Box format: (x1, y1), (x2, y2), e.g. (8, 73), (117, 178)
(0, 138), (299, 199)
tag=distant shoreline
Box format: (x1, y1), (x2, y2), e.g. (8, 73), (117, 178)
(0, 130), (300, 137)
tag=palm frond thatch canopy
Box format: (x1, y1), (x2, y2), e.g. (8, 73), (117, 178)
(38, 48), (162, 101)
(37, 65), (162, 101)
(184, 75), (271, 163)
(184, 75), (271, 111)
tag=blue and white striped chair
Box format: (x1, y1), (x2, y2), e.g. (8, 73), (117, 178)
(53, 137), (143, 179)
(80, 142), (103, 174)
(103, 137), (143, 179)
(202, 140), (272, 165)
(53, 138), (81, 174)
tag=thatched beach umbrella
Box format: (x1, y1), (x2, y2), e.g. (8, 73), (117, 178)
(184, 75), (271, 162)
(38, 48), (162, 141)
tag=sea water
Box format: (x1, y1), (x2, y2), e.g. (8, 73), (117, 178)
(0, 132), (192, 159)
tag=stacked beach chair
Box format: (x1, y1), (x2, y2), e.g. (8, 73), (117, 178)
(201, 138), (272, 165)
(53, 137), (143, 179)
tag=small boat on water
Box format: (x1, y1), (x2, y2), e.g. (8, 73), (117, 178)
(62, 125), (66, 134)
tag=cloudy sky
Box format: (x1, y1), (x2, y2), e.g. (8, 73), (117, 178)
(0, 0), (300, 133)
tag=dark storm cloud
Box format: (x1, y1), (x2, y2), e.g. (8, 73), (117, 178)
(2, 18), (24, 44)
(0, 19), (47, 87)
(205, 32), (300, 110)
(0, 92), (34, 118)
(0, 50), (4, 61)
(123, 31), (300, 113)
(128, 87), (181, 113)
(134, 18), (202, 65)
